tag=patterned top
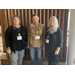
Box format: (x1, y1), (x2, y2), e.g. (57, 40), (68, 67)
(28, 23), (45, 47)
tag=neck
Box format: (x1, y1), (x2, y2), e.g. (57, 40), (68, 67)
(50, 25), (53, 28)
(14, 24), (20, 28)
(14, 24), (19, 26)
(35, 22), (39, 27)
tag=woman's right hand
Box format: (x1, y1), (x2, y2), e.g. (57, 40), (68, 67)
(7, 47), (11, 54)
(27, 44), (30, 49)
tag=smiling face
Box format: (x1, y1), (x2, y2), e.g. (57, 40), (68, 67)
(50, 17), (55, 27)
(32, 16), (39, 24)
(13, 17), (20, 25)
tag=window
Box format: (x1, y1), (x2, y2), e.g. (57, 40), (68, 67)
(66, 9), (71, 46)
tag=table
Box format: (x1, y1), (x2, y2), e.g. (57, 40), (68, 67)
(1, 56), (11, 65)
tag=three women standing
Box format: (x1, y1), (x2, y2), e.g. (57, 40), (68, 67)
(5, 14), (63, 65)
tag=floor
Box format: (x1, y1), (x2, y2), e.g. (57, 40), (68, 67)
(23, 59), (65, 65)
(1, 57), (65, 65)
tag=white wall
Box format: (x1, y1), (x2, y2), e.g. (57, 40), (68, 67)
(67, 9), (75, 65)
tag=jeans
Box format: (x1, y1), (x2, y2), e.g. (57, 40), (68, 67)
(29, 44), (43, 65)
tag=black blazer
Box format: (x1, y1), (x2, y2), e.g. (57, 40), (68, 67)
(5, 25), (28, 52)
(45, 27), (63, 53)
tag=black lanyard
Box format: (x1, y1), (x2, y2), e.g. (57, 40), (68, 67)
(14, 26), (21, 33)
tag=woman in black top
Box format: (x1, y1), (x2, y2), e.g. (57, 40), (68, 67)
(45, 16), (63, 65)
(5, 15), (28, 65)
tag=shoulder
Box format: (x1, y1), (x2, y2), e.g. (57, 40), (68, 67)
(21, 25), (25, 28)
(5, 25), (13, 33)
(57, 27), (62, 32)
(21, 25), (27, 30)
(57, 27), (63, 34)
(45, 27), (49, 34)
(7, 25), (13, 30)
(29, 23), (34, 27)
(46, 27), (49, 32)
(39, 24), (45, 30)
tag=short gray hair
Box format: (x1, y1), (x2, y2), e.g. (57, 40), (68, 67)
(12, 15), (21, 25)
(47, 16), (59, 34)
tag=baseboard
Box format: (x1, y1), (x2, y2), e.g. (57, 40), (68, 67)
(23, 56), (66, 62)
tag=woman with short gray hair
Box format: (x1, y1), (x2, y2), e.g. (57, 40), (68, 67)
(45, 16), (63, 65)
(5, 15), (28, 65)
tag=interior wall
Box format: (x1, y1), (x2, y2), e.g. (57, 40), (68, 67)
(0, 9), (68, 59)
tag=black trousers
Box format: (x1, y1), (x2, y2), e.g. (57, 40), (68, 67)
(47, 51), (60, 65)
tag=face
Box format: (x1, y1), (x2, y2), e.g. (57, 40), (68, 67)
(32, 16), (39, 24)
(50, 17), (55, 27)
(13, 17), (20, 25)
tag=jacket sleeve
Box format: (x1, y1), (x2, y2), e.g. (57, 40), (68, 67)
(5, 27), (11, 48)
(57, 27), (63, 48)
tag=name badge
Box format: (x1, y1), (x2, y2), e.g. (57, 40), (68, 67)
(17, 36), (22, 40)
(35, 36), (40, 39)
(46, 39), (49, 43)
(47, 36), (49, 38)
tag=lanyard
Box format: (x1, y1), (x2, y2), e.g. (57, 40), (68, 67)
(15, 26), (21, 33)
(35, 24), (39, 31)
(48, 32), (50, 36)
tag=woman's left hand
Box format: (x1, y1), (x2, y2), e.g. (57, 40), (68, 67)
(55, 50), (59, 55)
(43, 45), (45, 50)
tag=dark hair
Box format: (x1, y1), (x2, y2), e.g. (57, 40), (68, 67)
(12, 15), (21, 24)
(32, 13), (38, 18)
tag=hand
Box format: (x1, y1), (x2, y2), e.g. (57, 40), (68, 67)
(25, 47), (28, 49)
(43, 45), (45, 50)
(27, 44), (30, 49)
(7, 47), (11, 54)
(55, 50), (59, 55)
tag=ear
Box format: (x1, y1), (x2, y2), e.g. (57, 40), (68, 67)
(38, 17), (39, 21)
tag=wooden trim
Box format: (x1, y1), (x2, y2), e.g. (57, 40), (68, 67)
(53, 9), (57, 17)
(57, 9), (61, 27)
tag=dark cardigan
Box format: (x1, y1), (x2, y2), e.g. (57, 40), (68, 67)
(45, 27), (63, 53)
(5, 25), (28, 52)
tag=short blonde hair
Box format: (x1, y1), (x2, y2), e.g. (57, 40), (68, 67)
(12, 15), (21, 25)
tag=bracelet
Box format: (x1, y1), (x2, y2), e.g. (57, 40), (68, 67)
(57, 49), (59, 51)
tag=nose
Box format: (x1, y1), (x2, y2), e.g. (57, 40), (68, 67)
(51, 20), (53, 23)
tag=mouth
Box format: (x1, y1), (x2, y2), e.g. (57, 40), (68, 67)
(35, 20), (37, 22)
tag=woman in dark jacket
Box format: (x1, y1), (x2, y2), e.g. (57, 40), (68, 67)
(5, 15), (28, 65)
(45, 16), (63, 65)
